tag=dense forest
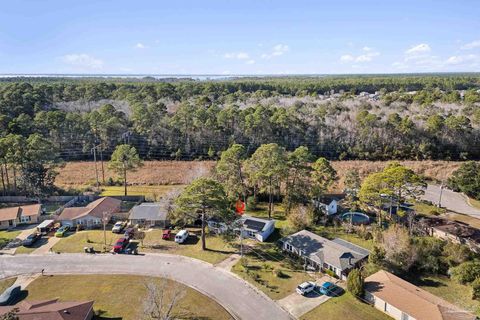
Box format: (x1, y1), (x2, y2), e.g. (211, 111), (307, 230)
(1, 74), (480, 195)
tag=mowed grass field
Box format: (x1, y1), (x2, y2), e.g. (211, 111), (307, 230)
(100, 185), (184, 201)
(52, 229), (126, 253)
(55, 160), (462, 191)
(25, 275), (231, 320)
(142, 229), (237, 264)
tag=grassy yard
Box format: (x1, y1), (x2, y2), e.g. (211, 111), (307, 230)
(409, 275), (480, 316)
(25, 275), (231, 320)
(0, 277), (16, 293)
(52, 229), (125, 253)
(232, 242), (313, 300)
(414, 201), (480, 229)
(301, 292), (392, 320)
(0, 229), (21, 248)
(100, 185), (184, 201)
(143, 228), (236, 264)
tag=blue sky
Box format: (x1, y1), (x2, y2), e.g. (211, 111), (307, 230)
(1, 0), (479, 74)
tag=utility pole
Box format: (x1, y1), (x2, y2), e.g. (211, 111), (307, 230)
(240, 226), (244, 257)
(91, 145), (100, 189)
(99, 145), (105, 184)
(103, 212), (108, 253)
(438, 183), (444, 208)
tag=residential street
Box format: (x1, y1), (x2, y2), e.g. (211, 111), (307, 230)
(0, 253), (292, 320)
(422, 184), (480, 218)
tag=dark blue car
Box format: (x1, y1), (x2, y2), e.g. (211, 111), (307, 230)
(0, 285), (21, 306)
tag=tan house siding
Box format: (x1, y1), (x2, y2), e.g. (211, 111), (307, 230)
(0, 219), (17, 230)
(366, 291), (415, 320)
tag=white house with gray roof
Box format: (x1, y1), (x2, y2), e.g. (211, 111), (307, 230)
(280, 229), (369, 279)
(128, 202), (169, 228)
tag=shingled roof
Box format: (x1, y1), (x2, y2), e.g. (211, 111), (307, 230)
(0, 299), (94, 320)
(58, 197), (121, 221)
(281, 230), (369, 270)
(365, 270), (476, 320)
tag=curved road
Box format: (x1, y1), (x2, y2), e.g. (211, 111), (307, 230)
(422, 184), (480, 217)
(0, 253), (291, 320)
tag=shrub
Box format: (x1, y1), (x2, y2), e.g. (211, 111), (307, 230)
(347, 269), (364, 298)
(239, 257), (249, 268)
(287, 205), (314, 232)
(450, 261), (480, 284)
(246, 196), (257, 211)
(272, 268), (287, 278)
(325, 269), (336, 278)
(472, 278), (480, 300)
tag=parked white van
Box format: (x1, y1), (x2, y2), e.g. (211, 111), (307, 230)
(174, 230), (189, 244)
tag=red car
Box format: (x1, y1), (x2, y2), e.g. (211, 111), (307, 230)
(162, 229), (171, 240)
(113, 238), (128, 253)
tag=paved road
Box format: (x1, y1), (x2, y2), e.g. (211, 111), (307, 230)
(0, 253), (292, 320)
(422, 184), (480, 217)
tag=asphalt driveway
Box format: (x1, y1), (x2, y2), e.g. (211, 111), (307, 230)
(422, 184), (480, 217)
(0, 253), (292, 320)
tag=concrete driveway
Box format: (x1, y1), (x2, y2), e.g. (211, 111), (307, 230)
(277, 290), (330, 318)
(0, 253), (292, 320)
(422, 184), (480, 217)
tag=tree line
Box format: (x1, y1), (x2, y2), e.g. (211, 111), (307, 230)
(1, 76), (480, 196)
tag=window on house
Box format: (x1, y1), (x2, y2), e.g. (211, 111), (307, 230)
(9, 220), (13, 226)
(401, 313), (409, 320)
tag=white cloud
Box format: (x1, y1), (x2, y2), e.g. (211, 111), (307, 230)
(445, 54), (479, 65)
(405, 43), (431, 55)
(339, 47), (379, 63)
(461, 40), (480, 50)
(224, 52), (250, 60)
(340, 54), (354, 62)
(245, 59), (256, 65)
(261, 44), (289, 59)
(62, 54), (103, 69)
(135, 43), (147, 49)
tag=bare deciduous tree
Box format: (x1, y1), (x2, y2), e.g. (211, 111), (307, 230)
(143, 280), (186, 320)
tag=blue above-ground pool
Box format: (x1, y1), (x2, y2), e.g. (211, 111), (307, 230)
(341, 212), (370, 225)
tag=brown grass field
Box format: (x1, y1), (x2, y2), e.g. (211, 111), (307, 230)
(55, 160), (462, 190)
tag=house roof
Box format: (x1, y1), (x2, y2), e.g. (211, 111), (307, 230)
(0, 206), (21, 221)
(0, 299), (94, 320)
(281, 230), (369, 271)
(365, 270), (476, 320)
(58, 197), (121, 221)
(241, 216), (274, 232)
(129, 202), (169, 221)
(19, 204), (42, 216)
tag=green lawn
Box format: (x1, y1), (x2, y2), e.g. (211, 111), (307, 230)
(301, 292), (392, 320)
(25, 275), (231, 320)
(143, 229), (236, 264)
(0, 277), (16, 293)
(52, 228), (237, 264)
(100, 185), (184, 201)
(52, 229), (126, 253)
(232, 242), (313, 300)
(410, 275), (480, 316)
(0, 229), (21, 248)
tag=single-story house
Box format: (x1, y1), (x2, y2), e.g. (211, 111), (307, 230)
(238, 216), (275, 242)
(365, 270), (476, 320)
(421, 217), (480, 253)
(0, 299), (94, 320)
(207, 215), (275, 242)
(18, 204), (42, 224)
(280, 229), (369, 279)
(313, 199), (338, 215)
(0, 207), (21, 230)
(58, 197), (121, 228)
(0, 204), (42, 230)
(128, 202), (169, 228)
